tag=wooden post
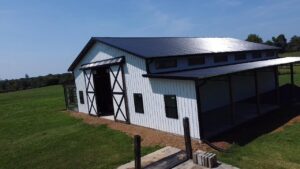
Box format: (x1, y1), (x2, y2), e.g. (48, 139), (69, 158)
(183, 117), (193, 159)
(228, 75), (235, 125)
(254, 70), (261, 114)
(274, 66), (280, 105)
(134, 135), (141, 169)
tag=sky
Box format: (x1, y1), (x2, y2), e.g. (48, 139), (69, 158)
(0, 0), (300, 79)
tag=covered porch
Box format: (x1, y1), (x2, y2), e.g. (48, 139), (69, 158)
(145, 57), (300, 139)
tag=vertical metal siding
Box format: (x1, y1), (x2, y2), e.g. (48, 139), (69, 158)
(73, 42), (200, 139)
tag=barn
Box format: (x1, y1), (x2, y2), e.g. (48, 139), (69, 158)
(68, 37), (300, 140)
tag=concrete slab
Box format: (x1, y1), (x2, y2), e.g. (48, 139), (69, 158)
(117, 146), (181, 169)
(173, 160), (239, 169)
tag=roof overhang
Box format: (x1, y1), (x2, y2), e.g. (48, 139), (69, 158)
(143, 57), (300, 80)
(80, 56), (124, 70)
(68, 37), (280, 72)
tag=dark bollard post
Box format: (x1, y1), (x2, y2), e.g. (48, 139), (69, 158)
(134, 135), (141, 169)
(183, 117), (193, 159)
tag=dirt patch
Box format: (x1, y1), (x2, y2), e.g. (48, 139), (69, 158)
(272, 115), (300, 133)
(67, 111), (212, 152)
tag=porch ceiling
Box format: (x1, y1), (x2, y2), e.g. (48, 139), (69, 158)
(143, 57), (300, 80)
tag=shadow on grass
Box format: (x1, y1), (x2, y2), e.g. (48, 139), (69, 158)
(210, 102), (300, 146)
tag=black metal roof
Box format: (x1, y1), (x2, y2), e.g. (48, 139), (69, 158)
(68, 37), (280, 71)
(143, 57), (300, 80)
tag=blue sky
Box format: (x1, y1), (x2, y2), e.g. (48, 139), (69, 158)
(0, 0), (299, 79)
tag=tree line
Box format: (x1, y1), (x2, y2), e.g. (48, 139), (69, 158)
(246, 34), (300, 53)
(0, 73), (73, 93)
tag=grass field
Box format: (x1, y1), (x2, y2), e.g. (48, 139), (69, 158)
(219, 117), (300, 169)
(279, 51), (300, 57)
(1, 73), (300, 169)
(0, 85), (158, 169)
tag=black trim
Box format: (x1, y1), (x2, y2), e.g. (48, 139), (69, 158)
(133, 93), (144, 114)
(83, 70), (98, 116)
(121, 64), (131, 124)
(109, 63), (130, 123)
(164, 95), (178, 119)
(254, 70), (261, 114)
(195, 80), (206, 140)
(143, 59), (300, 81)
(149, 56), (281, 75)
(79, 91), (84, 104)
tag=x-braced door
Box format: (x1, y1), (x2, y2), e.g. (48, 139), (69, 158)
(83, 69), (98, 116)
(109, 65), (130, 123)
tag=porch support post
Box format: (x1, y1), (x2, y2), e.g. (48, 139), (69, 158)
(290, 63), (295, 101)
(195, 80), (204, 140)
(228, 75), (235, 125)
(254, 70), (261, 114)
(290, 63), (294, 85)
(274, 66), (280, 105)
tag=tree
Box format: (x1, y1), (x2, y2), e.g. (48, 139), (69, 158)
(272, 34), (287, 52)
(287, 36), (300, 52)
(265, 40), (274, 46)
(25, 74), (29, 78)
(246, 34), (263, 43)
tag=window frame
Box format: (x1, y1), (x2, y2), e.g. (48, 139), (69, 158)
(252, 52), (262, 59)
(133, 93), (144, 114)
(213, 55), (228, 63)
(266, 51), (275, 57)
(188, 56), (205, 66)
(164, 95), (178, 119)
(79, 91), (84, 104)
(234, 53), (247, 61)
(155, 58), (177, 69)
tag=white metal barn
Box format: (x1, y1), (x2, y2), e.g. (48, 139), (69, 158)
(68, 37), (300, 140)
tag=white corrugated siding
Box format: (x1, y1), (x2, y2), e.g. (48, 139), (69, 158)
(73, 42), (200, 139)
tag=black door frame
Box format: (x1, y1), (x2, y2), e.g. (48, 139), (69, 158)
(83, 60), (130, 123)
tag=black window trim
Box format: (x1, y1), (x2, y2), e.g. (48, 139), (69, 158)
(252, 51), (262, 59)
(79, 91), (84, 104)
(133, 93), (144, 114)
(188, 56), (206, 66)
(155, 58), (178, 69)
(164, 95), (178, 119)
(234, 53), (247, 61)
(214, 54), (228, 63)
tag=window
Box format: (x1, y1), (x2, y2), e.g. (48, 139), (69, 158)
(266, 51), (275, 57)
(214, 55), (228, 63)
(188, 56), (205, 66)
(133, 93), (144, 113)
(252, 52), (262, 59)
(164, 95), (178, 119)
(79, 91), (84, 104)
(235, 53), (246, 60)
(155, 58), (177, 69)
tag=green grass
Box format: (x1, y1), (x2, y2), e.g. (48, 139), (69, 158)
(219, 122), (300, 169)
(279, 51), (300, 57)
(0, 85), (158, 169)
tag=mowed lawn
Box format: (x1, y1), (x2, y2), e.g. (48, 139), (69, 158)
(0, 85), (157, 169)
(218, 113), (300, 169)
